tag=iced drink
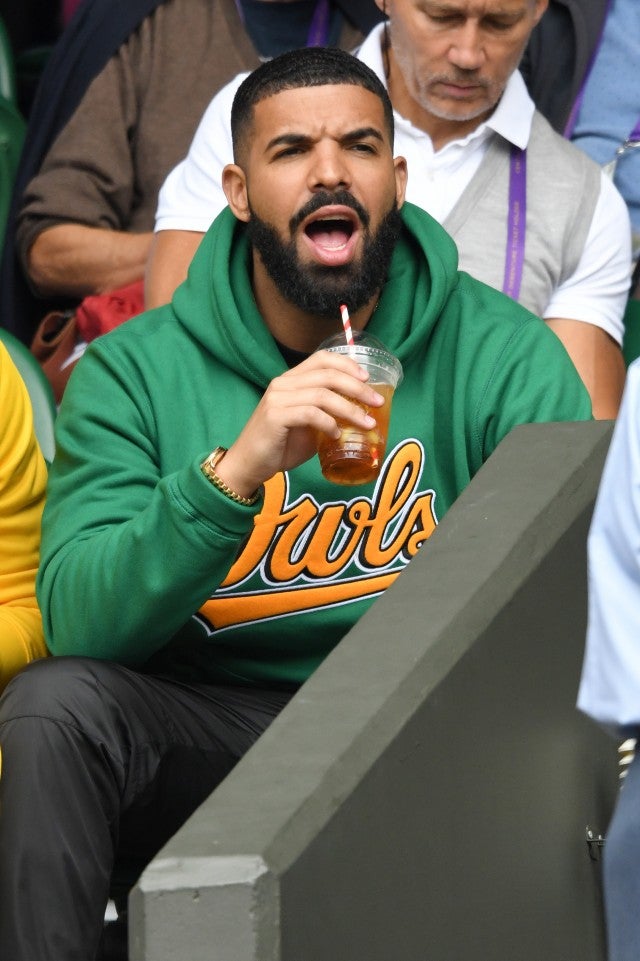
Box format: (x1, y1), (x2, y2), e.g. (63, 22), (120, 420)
(316, 330), (403, 486)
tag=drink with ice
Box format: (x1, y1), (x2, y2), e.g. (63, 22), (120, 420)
(315, 330), (402, 486)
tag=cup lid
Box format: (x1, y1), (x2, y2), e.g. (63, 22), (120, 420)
(318, 329), (403, 384)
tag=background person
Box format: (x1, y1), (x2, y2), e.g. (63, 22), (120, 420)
(516, 0), (640, 257)
(147, 0), (631, 420)
(519, 0), (610, 136)
(0, 47), (593, 960)
(0, 340), (48, 694)
(0, 0), (379, 344)
(568, 0), (640, 264)
(578, 357), (640, 961)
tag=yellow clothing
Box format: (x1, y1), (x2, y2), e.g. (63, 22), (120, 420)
(0, 342), (48, 692)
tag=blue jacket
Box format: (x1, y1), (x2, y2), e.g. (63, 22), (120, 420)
(520, 0), (610, 135)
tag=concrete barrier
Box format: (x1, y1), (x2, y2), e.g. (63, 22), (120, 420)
(131, 420), (618, 961)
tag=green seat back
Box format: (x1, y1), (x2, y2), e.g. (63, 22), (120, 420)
(623, 298), (640, 368)
(0, 15), (16, 103)
(0, 94), (25, 255)
(0, 328), (57, 463)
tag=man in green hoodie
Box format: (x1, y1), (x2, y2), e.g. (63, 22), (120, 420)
(0, 47), (591, 958)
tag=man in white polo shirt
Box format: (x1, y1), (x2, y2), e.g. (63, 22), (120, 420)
(146, 0), (632, 419)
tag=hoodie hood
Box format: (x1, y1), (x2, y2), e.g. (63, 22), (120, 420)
(171, 202), (459, 382)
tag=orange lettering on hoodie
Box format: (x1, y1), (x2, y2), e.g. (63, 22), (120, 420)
(205, 440), (437, 630)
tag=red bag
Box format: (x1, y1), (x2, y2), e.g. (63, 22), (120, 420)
(75, 279), (144, 341)
(30, 280), (145, 404)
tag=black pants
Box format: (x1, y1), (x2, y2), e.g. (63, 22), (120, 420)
(0, 656), (292, 961)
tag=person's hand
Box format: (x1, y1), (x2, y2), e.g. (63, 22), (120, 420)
(214, 350), (384, 498)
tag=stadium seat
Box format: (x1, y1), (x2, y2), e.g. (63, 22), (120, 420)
(0, 327), (56, 462)
(623, 299), (640, 368)
(0, 14), (16, 103)
(0, 93), (26, 255)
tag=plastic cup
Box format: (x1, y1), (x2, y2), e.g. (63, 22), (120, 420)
(315, 329), (403, 485)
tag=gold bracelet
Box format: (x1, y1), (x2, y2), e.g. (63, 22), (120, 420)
(200, 447), (262, 507)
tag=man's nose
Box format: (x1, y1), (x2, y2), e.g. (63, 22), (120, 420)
(447, 23), (485, 71)
(308, 143), (350, 191)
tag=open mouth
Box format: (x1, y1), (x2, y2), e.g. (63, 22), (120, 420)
(301, 206), (361, 266)
(305, 217), (355, 250)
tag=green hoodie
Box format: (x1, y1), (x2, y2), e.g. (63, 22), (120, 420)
(38, 203), (592, 686)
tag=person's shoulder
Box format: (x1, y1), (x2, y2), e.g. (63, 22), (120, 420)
(530, 110), (601, 172)
(527, 110), (604, 215)
(452, 270), (591, 376)
(439, 265), (562, 365)
(0, 341), (32, 410)
(99, 303), (179, 345)
(82, 305), (184, 374)
(0, 340), (19, 382)
(196, 68), (253, 129)
(454, 270), (539, 332)
(530, 111), (629, 228)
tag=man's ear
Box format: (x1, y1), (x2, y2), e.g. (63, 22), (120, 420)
(222, 164), (250, 222)
(532, 0), (549, 27)
(394, 155), (408, 209)
(374, 0), (387, 16)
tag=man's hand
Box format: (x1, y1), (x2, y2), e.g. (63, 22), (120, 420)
(213, 350), (385, 499)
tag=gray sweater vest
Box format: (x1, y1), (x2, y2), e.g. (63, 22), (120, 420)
(444, 111), (601, 317)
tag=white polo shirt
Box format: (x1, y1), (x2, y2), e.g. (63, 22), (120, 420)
(155, 23), (631, 342)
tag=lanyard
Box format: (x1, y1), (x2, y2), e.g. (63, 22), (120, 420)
(307, 0), (331, 46)
(502, 146), (527, 301)
(234, 0), (332, 48)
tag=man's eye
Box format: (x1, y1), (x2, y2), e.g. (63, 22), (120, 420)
(485, 18), (516, 31)
(428, 14), (460, 25)
(350, 143), (376, 154)
(275, 146), (304, 159)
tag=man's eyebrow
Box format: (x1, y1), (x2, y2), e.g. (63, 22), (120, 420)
(265, 126), (385, 152)
(265, 133), (311, 152)
(341, 126), (385, 144)
(428, 0), (520, 16)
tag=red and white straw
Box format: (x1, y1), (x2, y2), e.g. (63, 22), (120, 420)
(340, 303), (354, 346)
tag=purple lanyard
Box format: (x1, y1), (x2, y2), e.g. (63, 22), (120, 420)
(625, 116), (640, 144)
(234, 0), (331, 48)
(307, 0), (331, 47)
(502, 146), (527, 301)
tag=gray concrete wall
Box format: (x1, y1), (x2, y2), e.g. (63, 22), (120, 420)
(130, 420), (619, 961)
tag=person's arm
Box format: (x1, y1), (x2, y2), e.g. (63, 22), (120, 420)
(37, 340), (381, 664)
(544, 318), (625, 420)
(144, 230), (204, 308)
(578, 361), (640, 732)
(27, 224), (152, 299)
(543, 172), (632, 419)
(16, 38), (152, 300)
(0, 345), (48, 692)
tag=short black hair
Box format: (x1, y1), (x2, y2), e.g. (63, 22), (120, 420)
(231, 47), (395, 163)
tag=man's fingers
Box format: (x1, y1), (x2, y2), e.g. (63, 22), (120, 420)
(262, 384), (380, 428)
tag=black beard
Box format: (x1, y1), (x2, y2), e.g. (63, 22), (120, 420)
(246, 191), (402, 319)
